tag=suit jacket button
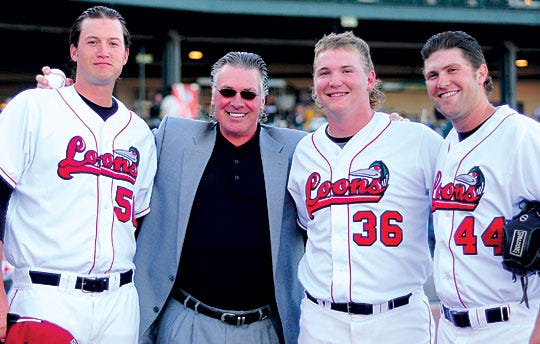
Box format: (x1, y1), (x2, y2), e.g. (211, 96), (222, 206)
(153, 306), (160, 313)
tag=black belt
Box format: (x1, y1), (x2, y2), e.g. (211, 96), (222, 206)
(29, 270), (133, 293)
(306, 291), (411, 315)
(171, 289), (271, 326)
(442, 304), (510, 328)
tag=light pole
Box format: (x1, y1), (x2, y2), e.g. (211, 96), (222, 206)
(135, 47), (154, 115)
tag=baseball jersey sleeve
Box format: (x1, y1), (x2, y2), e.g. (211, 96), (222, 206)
(132, 129), (157, 219)
(0, 89), (37, 187)
(287, 133), (315, 231)
(417, 122), (444, 194)
(511, 116), (540, 200)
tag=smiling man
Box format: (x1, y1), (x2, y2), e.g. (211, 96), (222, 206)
(134, 51), (307, 344)
(287, 31), (442, 344)
(422, 30), (540, 344)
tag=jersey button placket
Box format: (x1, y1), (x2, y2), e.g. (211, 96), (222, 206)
(330, 203), (350, 297)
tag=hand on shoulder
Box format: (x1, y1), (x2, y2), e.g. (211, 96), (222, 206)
(35, 66), (73, 89)
(389, 112), (410, 122)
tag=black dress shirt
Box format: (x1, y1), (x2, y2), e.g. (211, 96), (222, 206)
(175, 125), (275, 310)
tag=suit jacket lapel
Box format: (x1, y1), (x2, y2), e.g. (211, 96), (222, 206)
(260, 128), (288, 275)
(176, 126), (217, 262)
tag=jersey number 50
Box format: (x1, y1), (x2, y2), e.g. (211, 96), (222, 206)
(353, 210), (403, 247)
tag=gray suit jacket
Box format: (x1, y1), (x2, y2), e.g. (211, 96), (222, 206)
(135, 116), (306, 343)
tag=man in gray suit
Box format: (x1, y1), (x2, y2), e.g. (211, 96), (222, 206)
(135, 51), (306, 344)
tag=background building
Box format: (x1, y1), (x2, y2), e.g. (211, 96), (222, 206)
(1, 0), (539, 125)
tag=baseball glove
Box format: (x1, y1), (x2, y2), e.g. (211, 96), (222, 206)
(501, 200), (540, 308)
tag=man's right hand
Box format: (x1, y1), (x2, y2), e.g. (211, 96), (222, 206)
(389, 112), (410, 122)
(35, 66), (73, 89)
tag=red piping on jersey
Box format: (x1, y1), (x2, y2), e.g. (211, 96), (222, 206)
(105, 110), (135, 273)
(58, 90), (103, 275)
(346, 120), (392, 301)
(135, 205), (150, 217)
(8, 289), (19, 308)
(0, 167), (17, 186)
(311, 119), (392, 302)
(448, 112), (515, 308)
(58, 90), (100, 274)
(310, 132), (336, 301)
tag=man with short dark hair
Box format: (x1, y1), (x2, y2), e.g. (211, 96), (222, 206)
(422, 30), (540, 344)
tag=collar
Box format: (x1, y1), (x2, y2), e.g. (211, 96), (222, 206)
(215, 124), (261, 154)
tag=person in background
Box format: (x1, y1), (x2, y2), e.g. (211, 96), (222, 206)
(159, 85), (180, 118)
(288, 104), (306, 130)
(148, 91), (163, 129)
(287, 31), (442, 344)
(421, 30), (540, 344)
(534, 105), (540, 122)
(135, 51), (306, 344)
(307, 111), (327, 132)
(0, 6), (156, 343)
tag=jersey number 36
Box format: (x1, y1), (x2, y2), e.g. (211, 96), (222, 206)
(353, 210), (403, 247)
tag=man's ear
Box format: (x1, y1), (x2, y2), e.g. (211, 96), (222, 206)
(70, 44), (78, 62)
(477, 63), (489, 86)
(123, 47), (129, 66)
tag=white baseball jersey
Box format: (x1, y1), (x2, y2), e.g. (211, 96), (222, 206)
(0, 86), (157, 275)
(288, 112), (442, 304)
(433, 105), (540, 309)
